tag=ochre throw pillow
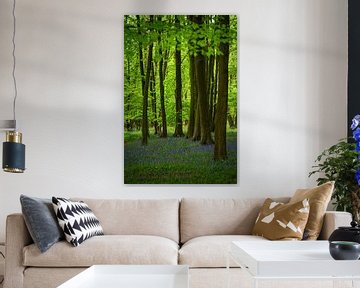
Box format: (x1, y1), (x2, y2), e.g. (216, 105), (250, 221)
(252, 198), (310, 240)
(289, 181), (334, 240)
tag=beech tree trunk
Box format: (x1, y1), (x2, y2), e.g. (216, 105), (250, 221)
(208, 55), (215, 132)
(193, 15), (213, 145)
(173, 16), (184, 137)
(212, 56), (219, 131)
(150, 62), (158, 134)
(142, 16), (154, 145)
(227, 114), (236, 129)
(136, 16), (145, 95)
(158, 16), (167, 138)
(214, 15), (230, 160)
(193, 101), (201, 141)
(187, 55), (197, 138)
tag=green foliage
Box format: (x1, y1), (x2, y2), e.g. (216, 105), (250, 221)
(124, 15), (237, 130)
(228, 40), (237, 120)
(309, 139), (360, 212)
(124, 130), (142, 143)
(186, 16), (237, 57)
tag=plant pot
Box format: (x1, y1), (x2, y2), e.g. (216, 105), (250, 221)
(329, 241), (360, 260)
(329, 221), (360, 244)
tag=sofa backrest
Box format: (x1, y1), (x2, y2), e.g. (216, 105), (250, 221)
(73, 198), (180, 243)
(180, 198), (289, 243)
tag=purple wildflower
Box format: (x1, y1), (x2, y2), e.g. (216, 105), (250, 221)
(352, 115), (360, 130)
(353, 128), (360, 142)
(356, 167), (360, 186)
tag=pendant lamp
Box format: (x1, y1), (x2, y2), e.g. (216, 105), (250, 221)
(1, 0), (26, 173)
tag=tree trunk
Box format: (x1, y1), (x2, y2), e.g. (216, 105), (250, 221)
(187, 54), (197, 138)
(227, 114), (235, 129)
(212, 56), (219, 131)
(158, 17), (167, 138)
(163, 49), (169, 78)
(136, 16), (145, 95)
(193, 101), (201, 141)
(173, 16), (184, 137)
(196, 56), (213, 144)
(126, 57), (131, 113)
(208, 55), (215, 132)
(193, 15), (213, 145)
(125, 56), (133, 131)
(214, 15), (230, 160)
(142, 16), (154, 145)
(150, 61), (158, 134)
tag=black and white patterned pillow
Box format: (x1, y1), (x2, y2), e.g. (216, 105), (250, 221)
(52, 197), (104, 247)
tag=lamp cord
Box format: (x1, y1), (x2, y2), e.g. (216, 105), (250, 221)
(12, 0), (18, 130)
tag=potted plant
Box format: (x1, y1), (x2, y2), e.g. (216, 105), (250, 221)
(309, 115), (360, 222)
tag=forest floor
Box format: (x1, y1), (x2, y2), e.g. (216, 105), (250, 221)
(124, 128), (237, 184)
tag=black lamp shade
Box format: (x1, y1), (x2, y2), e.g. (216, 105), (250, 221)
(3, 141), (25, 173)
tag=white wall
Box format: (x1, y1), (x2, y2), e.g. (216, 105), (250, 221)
(0, 0), (347, 242)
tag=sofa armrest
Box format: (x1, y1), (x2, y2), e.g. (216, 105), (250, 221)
(318, 211), (352, 240)
(4, 213), (33, 288)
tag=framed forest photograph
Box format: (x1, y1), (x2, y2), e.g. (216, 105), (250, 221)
(124, 15), (237, 184)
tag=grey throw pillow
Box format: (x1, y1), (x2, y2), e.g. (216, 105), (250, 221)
(20, 195), (64, 253)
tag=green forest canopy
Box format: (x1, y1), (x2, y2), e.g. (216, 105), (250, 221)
(124, 15), (237, 160)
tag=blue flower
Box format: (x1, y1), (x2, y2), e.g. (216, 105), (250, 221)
(353, 128), (360, 142)
(352, 115), (360, 130)
(357, 142), (360, 152)
(356, 167), (360, 186)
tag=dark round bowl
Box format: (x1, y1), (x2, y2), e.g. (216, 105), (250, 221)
(329, 241), (360, 260)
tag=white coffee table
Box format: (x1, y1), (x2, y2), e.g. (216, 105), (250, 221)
(58, 265), (189, 288)
(228, 241), (360, 288)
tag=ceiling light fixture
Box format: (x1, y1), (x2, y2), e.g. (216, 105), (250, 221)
(1, 0), (25, 173)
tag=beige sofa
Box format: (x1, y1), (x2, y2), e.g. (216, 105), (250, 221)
(4, 198), (352, 288)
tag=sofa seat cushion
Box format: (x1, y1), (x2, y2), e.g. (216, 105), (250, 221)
(179, 235), (267, 268)
(23, 235), (179, 267)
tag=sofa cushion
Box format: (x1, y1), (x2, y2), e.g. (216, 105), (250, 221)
(290, 181), (334, 240)
(52, 197), (104, 247)
(252, 198), (310, 240)
(72, 198), (179, 243)
(180, 198), (289, 243)
(20, 195), (64, 253)
(23, 235), (178, 267)
(179, 235), (267, 268)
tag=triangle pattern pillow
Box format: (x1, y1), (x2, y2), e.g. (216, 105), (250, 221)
(52, 197), (104, 247)
(252, 198), (310, 240)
